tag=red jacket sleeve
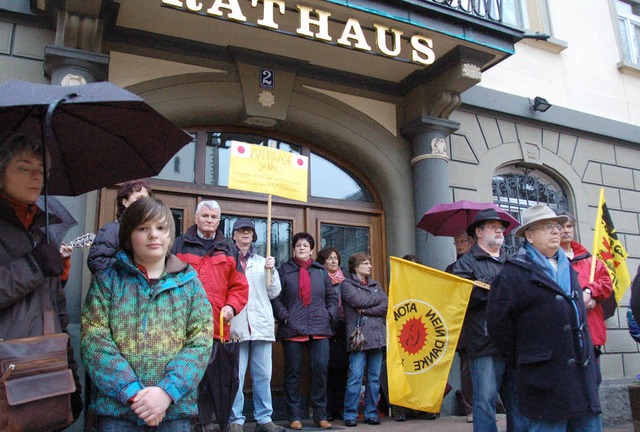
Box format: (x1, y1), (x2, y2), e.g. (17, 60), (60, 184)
(586, 259), (613, 301)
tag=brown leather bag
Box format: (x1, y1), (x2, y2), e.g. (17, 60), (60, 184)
(0, 307), (76, 432)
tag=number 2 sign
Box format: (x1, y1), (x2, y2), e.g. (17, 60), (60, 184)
(260, 68), (274, 89)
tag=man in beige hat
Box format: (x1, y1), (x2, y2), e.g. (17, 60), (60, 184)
(452, 208), (527, 432)
(487, 204), (602, 431)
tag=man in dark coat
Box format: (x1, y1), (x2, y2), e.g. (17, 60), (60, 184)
(488, 204), (602, 430)
(452, 208), (527, 432)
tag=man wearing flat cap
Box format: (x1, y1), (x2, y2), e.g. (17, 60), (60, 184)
(487, 204), (602, 431)
(452, 208), (527, 432)
(228, 218), (285, 432)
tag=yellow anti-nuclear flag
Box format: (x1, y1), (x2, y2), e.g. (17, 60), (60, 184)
(387, 257), (474, 412)
(228, 142), (308, 202)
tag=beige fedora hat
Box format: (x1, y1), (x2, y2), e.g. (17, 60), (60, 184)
(514, 204), (569, 237)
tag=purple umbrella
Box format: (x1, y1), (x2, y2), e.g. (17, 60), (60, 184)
(417, 200), (520, 237)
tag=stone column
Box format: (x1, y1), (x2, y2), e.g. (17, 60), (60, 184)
(402, 116), (460, 270)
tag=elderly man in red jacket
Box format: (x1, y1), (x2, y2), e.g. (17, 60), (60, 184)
(559, 211), (613, 377)
(172, 199), (248, 339)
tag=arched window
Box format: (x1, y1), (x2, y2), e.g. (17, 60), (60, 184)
(492, 167), (570, 255)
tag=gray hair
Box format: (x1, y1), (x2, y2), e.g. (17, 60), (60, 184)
(0, 132), (50, 186)
(196, 200), (221, 216)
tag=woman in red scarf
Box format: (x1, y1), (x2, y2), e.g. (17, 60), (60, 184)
(272, 233), (339, 430)
(0, 132), (83, 426)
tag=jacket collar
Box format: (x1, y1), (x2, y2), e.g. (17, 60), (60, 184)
(470, 243), (507, 264)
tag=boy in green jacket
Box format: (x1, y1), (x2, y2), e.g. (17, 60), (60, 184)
(82, 197), (213, 430)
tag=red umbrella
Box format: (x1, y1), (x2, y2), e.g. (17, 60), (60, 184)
(417, 200), (520, 237)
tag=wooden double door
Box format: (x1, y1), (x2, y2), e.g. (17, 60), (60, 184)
(96, 188), (386, 420)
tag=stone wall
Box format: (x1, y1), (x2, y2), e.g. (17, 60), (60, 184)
(448, 107), (639, 424)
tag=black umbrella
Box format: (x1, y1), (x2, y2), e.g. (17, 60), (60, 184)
(197, 315), (239, 432)
(0, 79), (191, 196)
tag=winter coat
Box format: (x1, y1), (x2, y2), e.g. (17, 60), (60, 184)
(0, 196), (84, 419)
(451, 244), (506, 357)
(487, 245), (601, 421)
(87, 220), (119, 274)
(272, 259), (338, 340)
(81, 251), (213, 422)
(568, 240), (613, 346)
(230, 248), (281, 342)
(340, 274), (388, 352)
(172, 225), (248, 341)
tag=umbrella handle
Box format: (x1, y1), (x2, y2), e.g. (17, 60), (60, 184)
(219, 313), (224, 342)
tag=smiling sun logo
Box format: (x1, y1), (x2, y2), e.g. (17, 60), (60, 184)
(393, 300), (448, 374)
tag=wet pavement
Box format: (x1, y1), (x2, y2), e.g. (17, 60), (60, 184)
(228, 414), (634, 431)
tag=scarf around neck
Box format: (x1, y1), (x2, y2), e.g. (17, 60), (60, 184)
(328, 268), (345, 286)
(524, 242), (572, 296)
(294, 257), (313, 307)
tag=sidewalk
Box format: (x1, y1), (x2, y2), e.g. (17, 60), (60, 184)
(236, 415), (634, 431)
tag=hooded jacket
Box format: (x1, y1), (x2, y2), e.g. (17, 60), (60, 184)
(81, 251), (213, 422)
(567, 240), (613, 346)
(340, 274), (388, 352)
(0, 196), (83, 419)
(172, 225), (248, 341)
(272, 259), (338, 340)
(487, 245), (601, 421)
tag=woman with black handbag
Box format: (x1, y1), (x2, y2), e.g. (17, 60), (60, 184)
(340, 252), (388, 428)
(0, 132), (82, 431)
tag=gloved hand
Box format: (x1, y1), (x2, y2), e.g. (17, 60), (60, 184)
(31, 243), (64, 276)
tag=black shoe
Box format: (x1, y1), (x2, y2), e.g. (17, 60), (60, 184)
(395, 413), (406, 422)
(344, 419), (357, 427)
(364, 418), (380, 425)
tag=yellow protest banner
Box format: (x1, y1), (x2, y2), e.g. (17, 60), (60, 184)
(228, 142), (308, 202)
(387, 257), (473, 412)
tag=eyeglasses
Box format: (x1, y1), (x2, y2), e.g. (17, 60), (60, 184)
(528, 223), (563, 233)
(482, 224), (506, 232)
(454, 239), (470, 246)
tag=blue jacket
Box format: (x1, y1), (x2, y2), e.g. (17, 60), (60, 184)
(81, 251), (213, 422)
(272, 259), (338, 339)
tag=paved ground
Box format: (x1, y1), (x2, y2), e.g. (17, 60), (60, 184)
(223, 415), (634, 431)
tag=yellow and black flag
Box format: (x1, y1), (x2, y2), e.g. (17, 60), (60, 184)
(386, 257), (474, 412)
(591, 188), (631, 319)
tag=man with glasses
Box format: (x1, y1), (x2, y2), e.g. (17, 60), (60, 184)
(558, 212), (612, 384)
(445, 231), (473, 423)
(487, 204), (602, 431)
(452, 208), (527, 432)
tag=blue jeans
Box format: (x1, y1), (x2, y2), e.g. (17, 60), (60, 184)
(343, 348), (384, 422)
(96, 416), (190, 431)
(528, 413), (602, 432)
(469, 354), (528, 432)
(230, 340), (275, 425)
(282, 338), (330, 422)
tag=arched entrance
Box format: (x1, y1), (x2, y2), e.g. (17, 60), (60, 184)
(95, 128), (386, 420)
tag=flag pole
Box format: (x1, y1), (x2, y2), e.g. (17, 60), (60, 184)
(267, 194), (272, 285)
(590, 188), (605, 282)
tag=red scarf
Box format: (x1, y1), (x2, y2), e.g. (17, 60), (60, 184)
(328, 268), (345, 286)
(1, 193), (38, 229)
(294, 257), (313, 307)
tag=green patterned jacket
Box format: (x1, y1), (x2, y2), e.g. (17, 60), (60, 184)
(81, 251), (213, 422)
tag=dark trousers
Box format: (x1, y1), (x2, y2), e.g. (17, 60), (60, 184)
(282, 338), (329, 422)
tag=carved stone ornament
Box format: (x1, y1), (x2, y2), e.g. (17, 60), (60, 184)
(461, 63), (482, 81)
(524, 143), (540, 162)
(61, 74), (87, 87)
(258, 90), (276, 108)
(431, 137), (447, 156)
